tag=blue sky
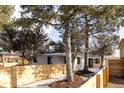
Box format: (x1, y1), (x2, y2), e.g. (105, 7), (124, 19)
(118, 27), (124, 39)
(13, 5), (124, 42)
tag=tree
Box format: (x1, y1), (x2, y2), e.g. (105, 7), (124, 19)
(49, 40), (65, 53)
(17, 27), (49, 63)
(0, 25), (49, 63)
(19, 5), (80, 81)
(0, 5), (14, 30)
(71, 30), (84, 71)
(7, 5), (124, 81)
(55, 6), (80, 81)
(56, 41), (65, 53)
(0, 25), (17, 52)
(74, 5), (123, 71)
(13, 5), (57, 63)
(71, 6), (102, 71)
(61, 29), (84, 71)
(88, 6), (124, 68)
(50, 30), (84, 72)
(90, 33), (119, 68)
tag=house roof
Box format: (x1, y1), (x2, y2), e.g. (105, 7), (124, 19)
(0, 51), (20, 56)
(45, 53), (66, 56)
(37, 52), (83, 57)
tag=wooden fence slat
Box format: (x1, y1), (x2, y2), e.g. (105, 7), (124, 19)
(96, 74), (101, 88)
(10, 66), (17, 88)
(103, 67), (108, 88)
(108, 60), (124, 77)
(107, 66), (109, 81)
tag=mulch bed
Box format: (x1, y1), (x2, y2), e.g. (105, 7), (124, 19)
(49, 74), (84, 88)
(49, 70), (96, 88)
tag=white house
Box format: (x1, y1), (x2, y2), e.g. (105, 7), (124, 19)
(30, 53), (84, 71)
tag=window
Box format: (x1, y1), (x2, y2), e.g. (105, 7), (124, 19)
(77, 57), (80, 64)
(64, 56), (66, 64)
(33, 56), (37, 63)
(95, 58), (99, 64)
(48, 56), (52, 64)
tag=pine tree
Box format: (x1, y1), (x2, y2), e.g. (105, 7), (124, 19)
(0, 5), (14, 30)
(75, 5), (123, 70)
(90, 33), (119, 68)
(0, 24), (49, 63)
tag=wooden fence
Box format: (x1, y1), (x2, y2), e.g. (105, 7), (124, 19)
(0, 64), (66, 88)
(108, 59), (124, 77)
(80, 66), (109, 88)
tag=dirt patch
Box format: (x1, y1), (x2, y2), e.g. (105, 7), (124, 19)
(49, 75), (84, 88)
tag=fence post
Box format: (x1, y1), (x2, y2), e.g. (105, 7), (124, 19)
(96, 74), (101, 88)
(103, 67), (108, 88)
(10, 66), (17, 88)
(106, 67), (108, 87)
(107, 66), (109, 81)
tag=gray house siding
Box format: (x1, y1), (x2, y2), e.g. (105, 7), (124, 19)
(31, 53), (84, 71)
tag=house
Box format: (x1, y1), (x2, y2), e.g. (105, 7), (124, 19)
(118, 38), (124, 59)
(0, 51), (20, 67)
(88, 52), (101, 64)
(30, 53), (84, 71)
(0, 52), (20, 62)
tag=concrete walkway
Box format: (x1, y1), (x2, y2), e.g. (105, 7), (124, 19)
(18, 74), (66, 88)
(88, 67), (100, 73)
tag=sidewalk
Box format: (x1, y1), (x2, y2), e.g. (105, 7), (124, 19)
(18, 74), (66, 88)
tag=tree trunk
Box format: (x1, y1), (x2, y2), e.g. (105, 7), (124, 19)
(66, 33), (73, 81)
(100, 55), (104, 69)
(22, 52), (25, 64)
(72, 50), (77, 73)
(72, 57), (76, 73)
(65, 31), (73, 81)
(21, 51), (29, 65)
(83, 15), (89, 71)
(83, 27), (89, 71)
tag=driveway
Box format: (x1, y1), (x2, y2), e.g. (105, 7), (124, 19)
(108, 76), (124, 88)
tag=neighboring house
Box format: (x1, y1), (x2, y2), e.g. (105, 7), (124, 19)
(30, 53), (84, 71)
(118, 38), (124, 59)
(0, 52), (20, 62)
(88, 56), (101, 64)
(0, 51), (20, 67)
(88, 52), (101, 64)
